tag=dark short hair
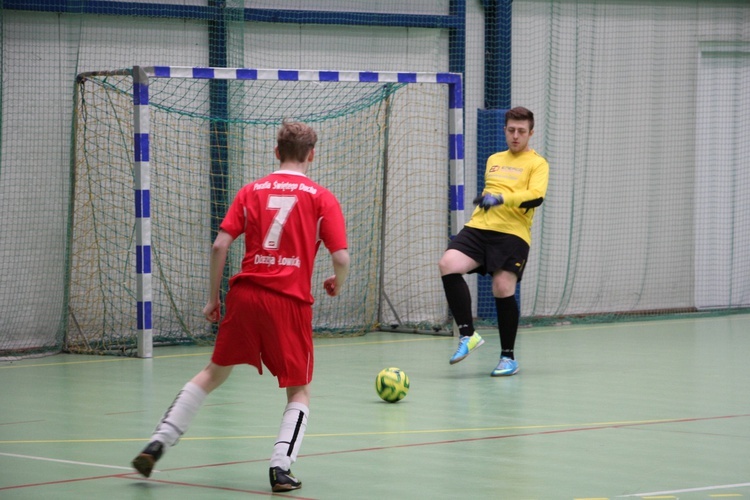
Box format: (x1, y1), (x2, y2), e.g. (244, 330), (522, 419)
(505, 107), (535, 130)
(277, 120), (318, 162)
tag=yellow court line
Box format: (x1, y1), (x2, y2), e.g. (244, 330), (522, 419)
(0, 417), (699, 445)
(150, 351), (213, 359)
(0, 337), (448, 369)
(316, 336), (451, 348)
(513, 313), (750, 335)
(0, 350), (214, 369)
(0, 356), (137, 369)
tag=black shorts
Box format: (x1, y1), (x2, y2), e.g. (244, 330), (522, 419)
(447, 226), (530, 280)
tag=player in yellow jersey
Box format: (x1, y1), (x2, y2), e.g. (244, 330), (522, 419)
(439, 107), (549, 376)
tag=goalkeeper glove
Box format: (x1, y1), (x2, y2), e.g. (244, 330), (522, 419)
(472, 193), (504, 210)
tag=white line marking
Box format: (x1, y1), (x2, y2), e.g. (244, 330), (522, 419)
(0, 452), (136, 472)
(619, 482), (750, 497)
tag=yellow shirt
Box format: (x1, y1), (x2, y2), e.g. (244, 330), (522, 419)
(466, 149), (549, 245)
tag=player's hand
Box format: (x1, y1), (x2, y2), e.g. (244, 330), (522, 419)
(324, 276), (339, 296)
(473, 193), (504, 210)
(203, 300), (221, 323)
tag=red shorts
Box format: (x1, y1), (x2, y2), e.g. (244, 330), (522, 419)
(211, 278), (314, 388)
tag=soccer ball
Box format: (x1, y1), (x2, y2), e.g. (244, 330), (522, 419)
(375, 367), (410, 403)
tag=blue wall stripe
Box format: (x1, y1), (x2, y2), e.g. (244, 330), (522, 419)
(5, 1), (463, 30)
(5, 2), (464, 32)
(4, 0), (213, 19)
(449, 0), (465, 75)
(245, 9), (461, 29)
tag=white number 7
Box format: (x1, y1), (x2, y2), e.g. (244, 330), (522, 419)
(264, 195), (297, 250)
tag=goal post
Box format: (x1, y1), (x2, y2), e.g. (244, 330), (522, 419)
(133, 66), (152, 358)
(69, 66), (464, 357)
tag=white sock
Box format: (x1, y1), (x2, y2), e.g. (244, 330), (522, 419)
(150, 382), (207, 447)
(270, 402), (309, 470)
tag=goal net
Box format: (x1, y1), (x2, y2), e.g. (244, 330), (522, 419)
(68, 67), (463, 356)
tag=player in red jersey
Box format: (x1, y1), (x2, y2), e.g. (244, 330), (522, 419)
(131, 120), (350, 492)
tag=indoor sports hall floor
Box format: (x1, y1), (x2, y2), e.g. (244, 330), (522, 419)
(1, 314), (749, 499)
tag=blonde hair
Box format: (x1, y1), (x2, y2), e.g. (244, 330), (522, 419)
(277, 120), (318, 162)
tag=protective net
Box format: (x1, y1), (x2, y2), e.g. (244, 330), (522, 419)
(475, 1), (750, 326)
(66, 70), (452, 354)
(2, 1), (749, 359)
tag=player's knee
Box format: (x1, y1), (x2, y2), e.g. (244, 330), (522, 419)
(195, 363), (232, 392)
(438, 253), (458, 275)
(492, 287), (515, 299)
(286, 385), (311, 405)
(438, 260), (449, 275)
(438, 257), (448, 275)
(492, 280), (516, 298)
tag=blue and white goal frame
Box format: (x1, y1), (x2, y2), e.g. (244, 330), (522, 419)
(132, 65), (465, 358)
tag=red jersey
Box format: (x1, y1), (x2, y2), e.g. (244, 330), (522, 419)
(220, 170), (348, 304)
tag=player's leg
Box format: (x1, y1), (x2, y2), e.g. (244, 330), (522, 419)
(439, 231), (485, 364)
(269, 384), (310, 492)
(131, 279), (257, 478)
(262, 293), (313, 492)
(484, 233), (528, 377)
(131, 362), (234, 477)
(491, 270), (520, 376)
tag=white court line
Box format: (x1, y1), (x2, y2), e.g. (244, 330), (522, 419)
(619, 482), (750, 497)
(0, 451), (138, 472)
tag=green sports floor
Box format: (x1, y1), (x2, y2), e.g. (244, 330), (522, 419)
(2, 314), (749, 499)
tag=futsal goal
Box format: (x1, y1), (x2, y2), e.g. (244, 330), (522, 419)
(68, 66), (464, 357)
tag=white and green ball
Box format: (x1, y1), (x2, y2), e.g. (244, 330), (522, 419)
(375, 367), (410, 403)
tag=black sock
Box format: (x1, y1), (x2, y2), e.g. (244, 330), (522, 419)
(441, 274), (474, 337)
(495, 295), (519, 359)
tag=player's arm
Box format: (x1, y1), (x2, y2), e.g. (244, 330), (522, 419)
(519, 197), (544, 209)
(319, 194), (350, 296)
(473, 155), (505, 210)
(203, 229), (235, 322)
(324, 248), (350, 297)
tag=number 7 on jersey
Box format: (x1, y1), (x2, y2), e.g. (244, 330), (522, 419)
(264, 195), (298, 250)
